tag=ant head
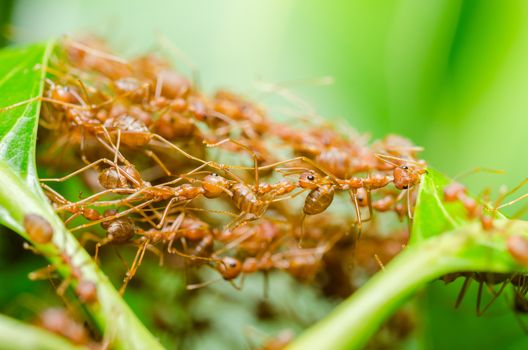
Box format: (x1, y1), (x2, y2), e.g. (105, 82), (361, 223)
(217, 257), (242, 280)
(393, 163), (425, 190)
(203, 173), (230, 198)
(356, 188), (369, 207)
(299, 171), (320, 189)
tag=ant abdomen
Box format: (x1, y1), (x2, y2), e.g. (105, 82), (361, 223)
(101, 210), (136, 243)
(304, 184), (334, 216)
(507, 235), (528, 266)
(98, 167), (129, 189)
(24, 213), (54, 244)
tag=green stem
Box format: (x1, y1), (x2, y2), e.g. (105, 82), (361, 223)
(286, 221), (528, 350)
(0, 314), (84, 350)
(0, 160), (163, 350)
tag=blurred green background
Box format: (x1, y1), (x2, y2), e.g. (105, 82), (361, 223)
(2, 0), (528, 349)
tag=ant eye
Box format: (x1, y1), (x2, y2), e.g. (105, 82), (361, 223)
(401, 165), (409, 170)
(307, 175), (315, 181)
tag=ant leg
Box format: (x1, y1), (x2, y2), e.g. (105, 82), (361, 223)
(225, 212), (249, 231)
(41, 183), (68, 205)
(65, 38), (129, 64)
(228, 279), (242, 291)
(205, 138), (260, 189)
(119, 239), (149, 295)
(63, 212), (81, 226)
(156, 197), (180, 229)
(475, 280), (485, 316)
(159, 162), (219, 187)
(269, 189), (308, 204)
(146, 245), (164, 266)
(496, 191), (528, 210)
(144, 149), (172, 176)
(407, 189), (414, 219)
(257, 156), (339, 183)
(151, 134), (214, 168)
(70, 199), (155, 232)
(477, 279), (510, 317)
(455, 275), (472, 309)
(298, 213), (307, 248)
(171, 245), (216, 264)
(40, 158), (117, 182)
(94, 236), (114, 264)
(186, 276), (223, 290)
(57, 187), (136, 209)
(365, 189), (373, 222)
(348, 190), (363, 239)
(167, 212), (185, 253)
(374, 153), (423, 167)
(214, 229), (257, 256)
(113, 130), (121, 177)
(374, 254), (385, 271)
(79, 232), (102, 246)
(454, 167), (505, 180)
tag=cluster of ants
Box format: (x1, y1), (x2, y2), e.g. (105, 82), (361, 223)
(9, 37), (425, 299)
(7, 37), (527, 347)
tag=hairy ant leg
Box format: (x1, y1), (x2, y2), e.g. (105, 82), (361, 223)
(494, 178), (528, 210)
(205, 137), (261, 189)
(119, 238), (150, 295)
(454, 274), (473, 309)
(475, 274), (511, 317)
(69, 199), (155, 232)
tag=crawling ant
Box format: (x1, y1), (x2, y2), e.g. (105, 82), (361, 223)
(443, 182), (494, 231)
(23, 213), (54, 244)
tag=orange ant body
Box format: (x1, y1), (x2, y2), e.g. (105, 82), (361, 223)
(443, 182), (494, 231)
(23, 214), (54, 244)
(508, 235), (528, 267)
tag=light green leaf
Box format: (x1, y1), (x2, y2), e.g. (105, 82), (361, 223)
(410, 168), (468, 245)
(0, 42), (163, 350)
(0, 42), (51, 194)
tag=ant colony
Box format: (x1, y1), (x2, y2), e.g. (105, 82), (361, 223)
(8, 37), (430, 296)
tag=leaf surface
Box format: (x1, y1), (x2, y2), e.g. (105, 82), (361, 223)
(0, 42), (53, 193)
(410, 168), (469, 245)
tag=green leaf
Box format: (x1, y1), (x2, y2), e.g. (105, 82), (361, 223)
(286, 220), (528, 350)
(0, 43), (164, 350)
(0, 42), (51, 194)
(410, 168), (468, 245)
(0, 313), (84, 350)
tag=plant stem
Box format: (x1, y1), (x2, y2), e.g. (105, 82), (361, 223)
(286, 221), (528, 350)
(0, 314), (84, 350)
(0, 160), (164, 350)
